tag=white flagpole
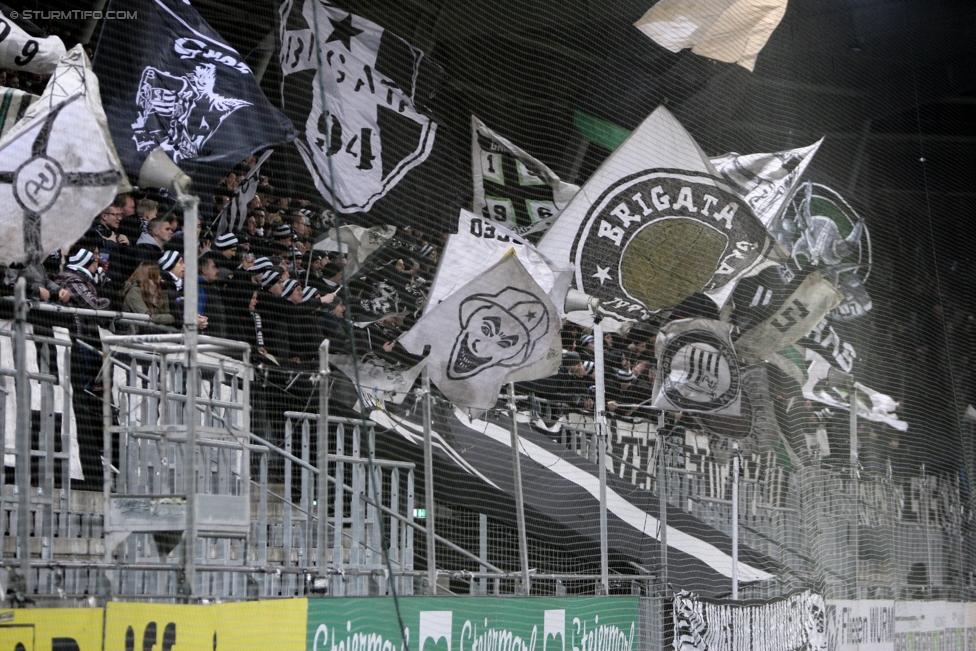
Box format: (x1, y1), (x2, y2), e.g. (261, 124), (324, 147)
(422, 367), (437, 594)
(732, 442), (739, 599)
(850, 385), (859, 597)
(508, 382), (531, 595)
(592, 317), (610, 594)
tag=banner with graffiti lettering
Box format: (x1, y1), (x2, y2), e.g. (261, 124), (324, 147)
(673, 590), (827, 651)
(307, 597), (639, 651)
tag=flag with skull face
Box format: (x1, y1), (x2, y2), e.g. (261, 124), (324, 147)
(399, 253), (560, 410)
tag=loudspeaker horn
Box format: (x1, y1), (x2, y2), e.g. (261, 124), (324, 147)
(138, 147), (192, 196)
(565, 289), (600, 313)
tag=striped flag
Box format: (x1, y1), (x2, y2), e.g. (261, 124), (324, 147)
(0, 87), (37, 138)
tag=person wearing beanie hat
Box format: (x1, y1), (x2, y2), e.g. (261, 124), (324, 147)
(158, 250), (191, 327)
(281, 279), (301, 303)
(246, 257), (275, 276)
(252, 267), (294, 363)
(301, 286), (320, 303)
(57, 248), (111, 321)
(260, 270), (283, 293)
(213, 232), (240, 271)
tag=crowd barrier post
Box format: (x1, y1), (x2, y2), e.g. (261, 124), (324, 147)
(317, 339), (330, 571)
(13, 277), (31, 592)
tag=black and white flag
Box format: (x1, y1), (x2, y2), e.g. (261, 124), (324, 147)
(472, 115), (579, 235)
(279, 1), (459, 230)
(537, 106), (786, 324)
(0, 93), (123, 264)
(0, 86), (37, 138)
(427, 209), (572, 313)
(769, 345), (907, 431)
(771, 182), (873, 321)
(331, 351), (425, 406)
(400, 253), (560, 410)
(732, 270), (843, 364)
(710, 139), (822, 229)
(0, 9), (65, 75)
(94, 0), (295, 178)
(11, 45), (131, 193)
(215, 149), (273, 236)
(652, 318), (742, 415)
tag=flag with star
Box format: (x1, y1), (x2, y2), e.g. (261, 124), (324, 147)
(0, 93), (123, 264)
(278, 0), (461, 232)
(400, 252), (561, 410)
(537, 105), (787, 325)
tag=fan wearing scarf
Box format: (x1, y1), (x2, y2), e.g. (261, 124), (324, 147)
(55, 248), (111, 339)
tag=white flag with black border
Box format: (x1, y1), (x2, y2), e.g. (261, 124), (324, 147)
(0, 93), (122, 264)
(400, 253), (560, 410)
(710, 139), (823, 229)
(537, 106), (786, 325)
(472, 115), (579, 235)
(279, 0), (440, 214)
(652, 318), (742, 415)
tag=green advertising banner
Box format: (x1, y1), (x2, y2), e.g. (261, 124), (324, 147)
(306, 597), (640, 651)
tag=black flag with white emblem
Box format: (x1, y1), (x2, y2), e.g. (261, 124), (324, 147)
(93, 0), (295, 180)
(278, 0), (461, 231)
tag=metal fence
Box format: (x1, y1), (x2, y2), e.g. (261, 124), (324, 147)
(0, 302), (971, 610)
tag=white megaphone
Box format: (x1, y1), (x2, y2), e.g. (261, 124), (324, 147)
(138, 147), (192, 196)
(564, 289), (600, 313)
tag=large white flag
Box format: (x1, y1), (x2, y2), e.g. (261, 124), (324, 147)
(400, 253), (560, 410)
(0, 93), (123, 264)
(0, 10), (66, 75)
(472, 115), (579, 234)
(710, 139), (823, 228)
(537, 105), (786, 324)
(633, 0), (788, 72)
(8, 44), (130, 193)
(426, 209), (573, 313)
(652, 318), (742, 415)
(280, 0), (438, 214)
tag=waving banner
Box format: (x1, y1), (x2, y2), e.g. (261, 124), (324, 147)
(0, 93), (123, 264)
(634, 0), (789, 72)
(652, 318), (742, 416)
(11, 45), (132, 193)
(400, 253), (559, 409)
(710, 139), (823, 228)
(538, 106), (786, 324)
(0, 9), (65, 74)
(427, 209), (572, 313)
(279, 0), (460, 231)
(472, 115), (579, 234)
(94, 0), (295, 177)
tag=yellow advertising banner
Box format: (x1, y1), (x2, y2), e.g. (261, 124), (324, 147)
(0, 608), (104, 651)
(104, 599), (306, 651)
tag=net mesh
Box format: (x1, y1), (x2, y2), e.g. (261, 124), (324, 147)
(2, 0), (975, 606)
